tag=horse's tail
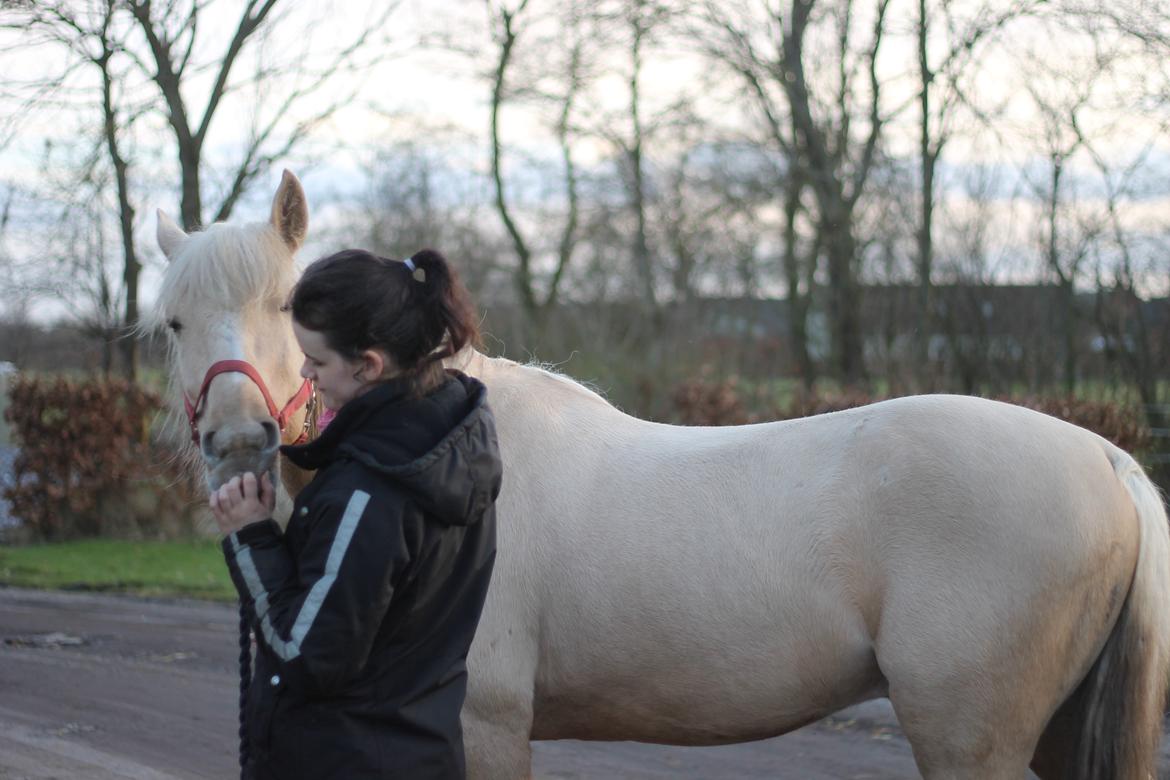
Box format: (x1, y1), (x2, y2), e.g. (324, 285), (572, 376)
(1047, 450), (1170, 779)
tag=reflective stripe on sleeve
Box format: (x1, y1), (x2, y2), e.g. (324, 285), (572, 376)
(230, 490), (371, 661)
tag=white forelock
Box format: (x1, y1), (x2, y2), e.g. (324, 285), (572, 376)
(150, 221), (297, 327)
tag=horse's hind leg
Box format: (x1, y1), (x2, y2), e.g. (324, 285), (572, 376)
(889, 691), (1039, 780)
(877, 609), (1069, 779)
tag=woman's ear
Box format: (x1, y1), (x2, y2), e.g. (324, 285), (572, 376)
(358, 349), (395, 382)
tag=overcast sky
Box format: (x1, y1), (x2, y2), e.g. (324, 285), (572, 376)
(3, 0), (1170, 322)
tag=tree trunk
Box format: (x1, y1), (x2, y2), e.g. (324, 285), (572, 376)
(488, 5), (537, 322)
(915, 0), (934, 390)
(823, 212), (865, 387)
(780, 0), (883, 389)
(1046, 156), (1076, 396)
(782, 163), (815, 389)
(179, 146), (203, 231)
(628, 0), (657, 315)
(100, 49), (140, 381)
(543, 17), (584, 323)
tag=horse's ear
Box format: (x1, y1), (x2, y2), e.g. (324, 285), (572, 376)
(157, 210), (187, 260)
(271, 169), (308, 252)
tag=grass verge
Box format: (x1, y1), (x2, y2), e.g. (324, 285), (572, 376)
(0, 538), (235, 602)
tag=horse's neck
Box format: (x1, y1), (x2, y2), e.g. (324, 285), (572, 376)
(281, 460), (314, 495)
(449, 346), (493, 381)
(452, 348), (630, 429)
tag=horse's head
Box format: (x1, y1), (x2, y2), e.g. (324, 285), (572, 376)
(152, 171), (311, 491)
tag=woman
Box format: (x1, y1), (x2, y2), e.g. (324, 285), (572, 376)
(209, 248), (501, 779)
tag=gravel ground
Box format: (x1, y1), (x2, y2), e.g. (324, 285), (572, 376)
(0, 587), (924, 780)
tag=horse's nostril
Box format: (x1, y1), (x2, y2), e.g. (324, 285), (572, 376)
(201, 430), (218, 458)
(262, 421), (279, 449)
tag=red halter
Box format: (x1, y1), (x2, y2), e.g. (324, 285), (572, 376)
(183, 360), (314, 446)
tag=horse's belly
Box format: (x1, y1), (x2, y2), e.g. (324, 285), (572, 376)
(530, 599), (884, 743)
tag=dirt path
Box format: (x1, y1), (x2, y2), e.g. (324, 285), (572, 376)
(0, 586), (1162, 779)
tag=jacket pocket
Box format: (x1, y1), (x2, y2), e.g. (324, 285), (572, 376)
(247, 670), (284, 754)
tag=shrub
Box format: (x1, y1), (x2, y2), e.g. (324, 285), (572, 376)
(672, 374), (780, 426)
(782, 391), (881, 420)
(3, 375), (205, 541)
(670, 375), (1150, 458)
(786, 393), (1149, 454)
(1003, 396), (1150, 455)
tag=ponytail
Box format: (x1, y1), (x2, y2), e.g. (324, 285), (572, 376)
(407, 249), (480, 367)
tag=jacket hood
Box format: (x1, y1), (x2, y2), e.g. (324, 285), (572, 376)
(282, 371), (502, 526)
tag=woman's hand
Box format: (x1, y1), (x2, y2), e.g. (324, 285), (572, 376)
(209, 472), (276, 536)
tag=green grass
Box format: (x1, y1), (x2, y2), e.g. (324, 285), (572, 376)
(0, 538), (236, 602)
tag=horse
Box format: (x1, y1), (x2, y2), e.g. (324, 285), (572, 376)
(151, 170), (1170, 779)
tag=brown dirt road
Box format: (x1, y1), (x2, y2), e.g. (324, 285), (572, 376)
(0, 587), (1164, 779)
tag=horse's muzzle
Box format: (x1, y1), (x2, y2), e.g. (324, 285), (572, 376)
(204, 435), (281, 492)
(206, 453), (281, 492)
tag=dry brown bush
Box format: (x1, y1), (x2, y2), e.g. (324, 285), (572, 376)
(4, 376), (204, 541)
(671, 376), (1150, 458)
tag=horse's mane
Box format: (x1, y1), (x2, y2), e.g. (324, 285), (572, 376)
(524, 361), (613, 406)
(475, 352), (619, 415)
(148, 221), (297, 327)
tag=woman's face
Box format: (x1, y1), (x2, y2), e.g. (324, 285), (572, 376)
(292, 322), (371, 411)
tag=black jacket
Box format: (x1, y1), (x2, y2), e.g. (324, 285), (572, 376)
(222, 371), (501, 779)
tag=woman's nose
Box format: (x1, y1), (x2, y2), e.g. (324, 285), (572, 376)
(299, 362), (313, 380)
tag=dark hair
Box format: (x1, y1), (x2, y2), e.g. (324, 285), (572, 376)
(288, 248), (480, 395)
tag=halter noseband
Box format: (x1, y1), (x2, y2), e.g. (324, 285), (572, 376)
(184, 360), (314, 446)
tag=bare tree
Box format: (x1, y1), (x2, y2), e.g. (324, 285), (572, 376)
(70, 179), (124, 377)
(607, 0), (672, 315)
(125, 0), (400, 230)
(1014, 32), (1123, 396)
(791, 0), (891, 387)
(354, 139), (507, 299)
(2, 0), (400, 378)
(1061, 6), (1170, 410)
(701, 0), (891, 387)
(910, 0), (1042, 389)
(696, 3), (819, 387)
(780, 141), (820, 389)
(534, 0), (706, 382)
(1086, 148), (1164, 411)
(484, 0), (590, 326)
(2, 1), (146, 377)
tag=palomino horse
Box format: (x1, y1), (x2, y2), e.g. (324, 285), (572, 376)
(153, 171), (1170, 779)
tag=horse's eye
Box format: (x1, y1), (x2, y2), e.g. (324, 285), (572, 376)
(167, 318), (183, 334)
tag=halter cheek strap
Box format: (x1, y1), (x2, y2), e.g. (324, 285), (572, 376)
(184, 360), (314, 445)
